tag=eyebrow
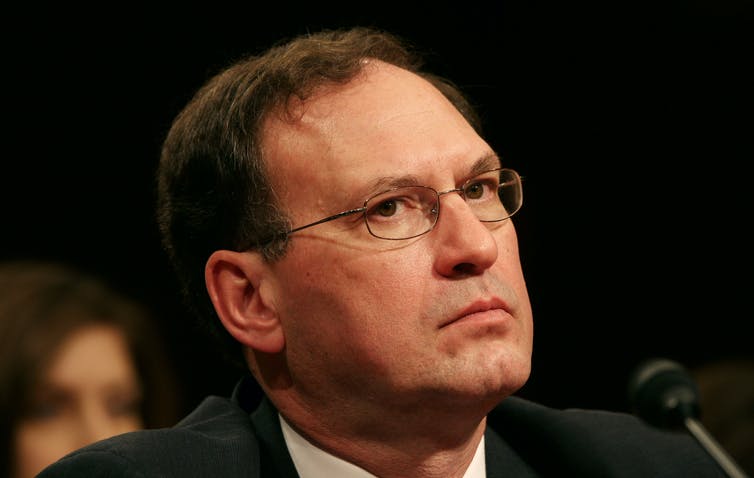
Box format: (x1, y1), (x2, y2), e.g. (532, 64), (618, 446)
(365, 174), (422, 196)
(469, 153), (502, 176)
(361, 152), (502, 199)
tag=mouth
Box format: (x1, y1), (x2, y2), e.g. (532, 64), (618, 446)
(440, 297), (511, 329)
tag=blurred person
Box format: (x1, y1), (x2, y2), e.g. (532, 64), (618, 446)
(39, 27), (727, 477)
(0, 260), (183, 478)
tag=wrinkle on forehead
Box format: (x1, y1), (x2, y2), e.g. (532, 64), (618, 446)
(261, 60), (487, 214)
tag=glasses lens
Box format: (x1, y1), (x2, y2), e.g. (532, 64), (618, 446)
(463, 169), (521, 222)
(500, 169), (523, 218)
(364, 186), (439, 239)
(466, 168), (522, 222)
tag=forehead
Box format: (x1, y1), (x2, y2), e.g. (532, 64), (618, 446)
(262, 61), (493, 214)
(45, 325), (136, 385)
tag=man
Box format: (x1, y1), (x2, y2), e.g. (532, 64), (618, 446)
(39, 27), (724, 477)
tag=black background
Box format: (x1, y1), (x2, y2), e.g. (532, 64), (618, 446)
(3, 2), (752, 416)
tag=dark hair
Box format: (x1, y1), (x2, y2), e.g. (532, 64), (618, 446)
(156, 26), (484, 369)
(0, 260), (183, 476)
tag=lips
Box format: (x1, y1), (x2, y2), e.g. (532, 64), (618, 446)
(440, 297), (510, 328)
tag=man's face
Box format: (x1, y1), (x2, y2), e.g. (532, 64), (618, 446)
(261, 61), (533, 412)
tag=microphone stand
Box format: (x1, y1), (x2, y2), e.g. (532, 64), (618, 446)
(683, 416), (749, 478)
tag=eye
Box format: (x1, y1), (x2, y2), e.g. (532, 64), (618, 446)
(463, 172), (501, 202)
(374, 199), (398, 217)
(464, 181), (486, 200)
(27, 401), (62, 420)
(24, 390), (69, 421)
(366, 190), (418, 220)
(108, 394), (142, 418)
(365, 187), (430, 223)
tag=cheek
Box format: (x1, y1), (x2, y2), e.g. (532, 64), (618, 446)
(342, 252), (433, 338)
(14, 422), (72, 477)
(278, 243), (428, 314)
(274, 246), (430, 356)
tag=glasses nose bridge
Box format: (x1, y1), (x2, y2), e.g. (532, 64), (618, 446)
(436, 186), (465, 200)
(434, 186), (473, 221)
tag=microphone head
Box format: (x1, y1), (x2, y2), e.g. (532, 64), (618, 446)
(627, 357), (701, 429)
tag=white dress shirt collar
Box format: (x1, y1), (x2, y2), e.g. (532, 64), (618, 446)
(279, 414), (486, 478)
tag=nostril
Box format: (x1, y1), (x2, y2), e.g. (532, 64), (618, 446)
(452, 262), (477, 275)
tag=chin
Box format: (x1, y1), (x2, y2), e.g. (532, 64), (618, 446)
(440, 360), (529, 406)
(471, 351), (532, 399)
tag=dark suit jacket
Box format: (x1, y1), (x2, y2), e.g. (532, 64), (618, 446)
(38, 375), (724, 477)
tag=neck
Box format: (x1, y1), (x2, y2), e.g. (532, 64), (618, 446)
(273, 391), (490, 478)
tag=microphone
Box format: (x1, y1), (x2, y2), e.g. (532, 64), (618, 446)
(627, 358), (750, 478)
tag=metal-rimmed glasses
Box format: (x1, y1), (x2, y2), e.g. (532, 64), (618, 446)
(278, 167), (523, 242)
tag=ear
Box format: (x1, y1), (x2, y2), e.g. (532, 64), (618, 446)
(205, 250), (285, 354)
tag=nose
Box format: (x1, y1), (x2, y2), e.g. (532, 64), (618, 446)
(432, 192), (499, 277)
(74, 401), (138, 449)
(77, 414), (116, 447)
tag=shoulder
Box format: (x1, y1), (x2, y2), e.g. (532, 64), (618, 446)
(38, 394), (262, 477)
(487, 396), (725, 477)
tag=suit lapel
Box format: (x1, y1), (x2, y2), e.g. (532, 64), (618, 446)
(249, 397), (301, 478)
(485, 426), (541, 478)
